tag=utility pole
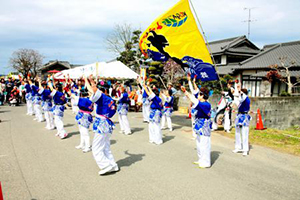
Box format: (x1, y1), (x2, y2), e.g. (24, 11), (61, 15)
(243, 7), (257, 39)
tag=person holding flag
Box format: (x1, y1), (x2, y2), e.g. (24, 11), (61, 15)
(181, 84), (212, 168)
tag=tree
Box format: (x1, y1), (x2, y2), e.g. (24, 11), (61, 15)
(105, 24), (143, 72)
(9, 48), (44, 77)
(162, 59), (185, 86)
(268, 56), (300, 94)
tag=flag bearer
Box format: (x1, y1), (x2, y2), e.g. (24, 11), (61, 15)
(181, 85), (212, 168)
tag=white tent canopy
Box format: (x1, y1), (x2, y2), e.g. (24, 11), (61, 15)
(54, 61), (139, 79)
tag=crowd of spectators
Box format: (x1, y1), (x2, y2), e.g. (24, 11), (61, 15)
(0, 77), (25, 106)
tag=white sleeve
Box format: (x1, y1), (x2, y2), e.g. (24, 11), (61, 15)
(38, 88), (44, 95)
(50, 89), (57, 97)
(149, 92), (155, 100)
(188, 80), (194, 93)
(90, 89), (102, 103)
(73, 96), (79, 106)
(192, 100), (199, 108)
(193, 89), (199, 96)
(237, 93), (247, 107)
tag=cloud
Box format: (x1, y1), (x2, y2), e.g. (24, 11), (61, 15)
(0, 0), (299, 74)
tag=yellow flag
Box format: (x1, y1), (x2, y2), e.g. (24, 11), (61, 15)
(139, 0), (212, 64)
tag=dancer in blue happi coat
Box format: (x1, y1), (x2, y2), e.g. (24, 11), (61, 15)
(181, 85), (212, 168)
(233, 85), (251, 156)
(161, 89), (174, 132)
(141, 79), (164, 145)
(38, 78), (55, 130)
(85, 75), (119, 175)
(48, 80), (68, 139)
(23, 78), (34, 115)
(116, 85), (132, 135)
(141, 81), (150, 123)
(68, 89), (94, 153)
(28, 78), (44, 122)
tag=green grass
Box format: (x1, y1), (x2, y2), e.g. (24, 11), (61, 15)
(224, 126), (300, 156)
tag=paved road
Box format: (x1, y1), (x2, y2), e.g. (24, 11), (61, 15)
(0, 105), (300, 200)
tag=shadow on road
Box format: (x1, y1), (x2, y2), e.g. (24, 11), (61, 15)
(67, 131), (80, 138)
(131, 127), (144, 133)
(171, 115), (192, 127)
(111, 139), (117, 145)
(0, 119), (10, 123)
(117, 150), (145, 168)
(163, 135), (175, 143)
(64, 123), (74, 128)
(211, 151), (222, 166)
(0, 110), (10, 113)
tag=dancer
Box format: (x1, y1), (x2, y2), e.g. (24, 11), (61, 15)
(161, 89), (174, 132)
(23, 78), (34, 115)
(116, 85), (132, 135)
(85, 75), (119, 175)
(48, 79), (68, 139)
(181, 85), (212, 168)
(232, 85), (251, 156)
(141, 79), (150, 123)
(68, 89), (93, 153)
(37, 78), (55, 130)
(29, 77), (44, 122)
(141, 79), (163, 145)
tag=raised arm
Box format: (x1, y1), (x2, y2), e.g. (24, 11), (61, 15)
(85, 75), (97, 94)
(181, 86), (198, 105)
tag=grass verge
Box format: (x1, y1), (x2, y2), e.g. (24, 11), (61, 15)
(217, 126), (300, 156)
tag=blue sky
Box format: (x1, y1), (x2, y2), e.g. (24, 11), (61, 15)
(0, 0), (299, 74)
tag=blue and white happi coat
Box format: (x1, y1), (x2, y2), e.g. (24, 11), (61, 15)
(51, 105), (65, 117)
(163, 107), (173, 117)
(93, 115), (115, 134)
(149, 109), (162, 123)
(42, 100), (53, 112)
(235, 114), (251, 127)
(32, 95), (42, 105)
(25, 93), (32, 101)
(76, 111), (93, 129)
(193, 118), (212, 137)
(117, 103), (129, 115)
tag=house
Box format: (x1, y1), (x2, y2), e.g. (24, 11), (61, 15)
(231, 40), (300, 97)
(39, 60), (82, 78)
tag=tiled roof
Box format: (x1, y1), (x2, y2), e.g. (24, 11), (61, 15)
(216, 64), (238, 75)
(208, 35), (260, 55)
(235, 41), (300, 70)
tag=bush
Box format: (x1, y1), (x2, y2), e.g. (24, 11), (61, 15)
(280, 91), (291, 96)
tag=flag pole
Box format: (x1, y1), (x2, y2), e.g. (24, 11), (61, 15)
(188, 0), (224, 91)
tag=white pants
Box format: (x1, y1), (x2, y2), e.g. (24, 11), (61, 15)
(118, 114), (131, 134)
(54, 115), (67, 137)
(142, 104), (150, 122)
(44, 111), (55, 129)
(71, 98), (79, 113)
(34, 104), (44, 122)
(92, 133), (117, 170)
(224, 110), (231, 131)
(235, 126), (249, 152)
(149, 121), (163, 145)
(192, 116), (197, 138)
(161, 115), (172, 131)
(196, 134), (211, 168)
(26, 100), (33, 115)
(78, 125), (90, 150)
